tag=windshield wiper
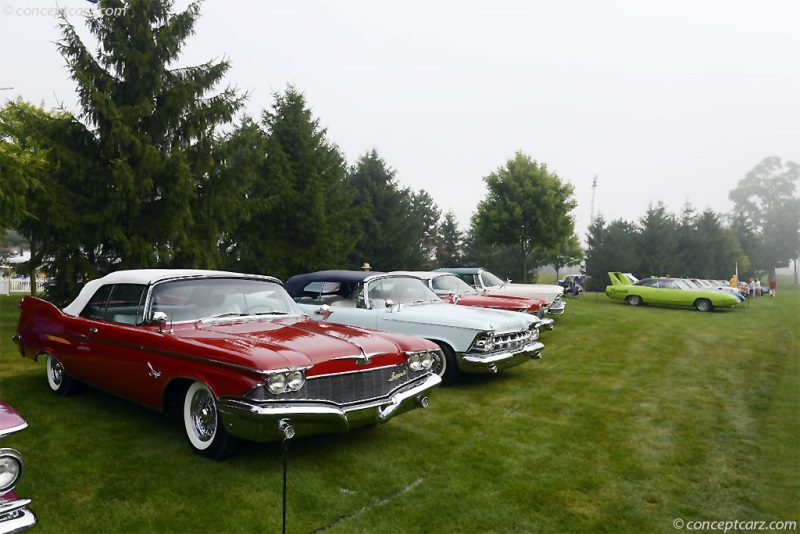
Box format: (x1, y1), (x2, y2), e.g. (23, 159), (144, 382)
(207, 312), (249, 319)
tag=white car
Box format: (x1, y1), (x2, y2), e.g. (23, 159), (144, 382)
(434, 268), (566, 315)
(285, 270), (545, 385)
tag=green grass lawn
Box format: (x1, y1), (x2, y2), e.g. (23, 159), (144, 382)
(1, 277), (798, 533)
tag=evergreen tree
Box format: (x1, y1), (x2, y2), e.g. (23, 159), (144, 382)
(55, 0), (245, 272)
(636, 202), (679, 277)
(584, 216), (639, 291)
(694, 209), (743, 278)
(676, 205), (741, 279)
(345, 150), (418, 270)
(231, 88), (354, 279)
(409, 190), (441, 269)
(436, 211), (464, 267)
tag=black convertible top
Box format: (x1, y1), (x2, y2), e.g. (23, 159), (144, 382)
(284, 270), (388, 297)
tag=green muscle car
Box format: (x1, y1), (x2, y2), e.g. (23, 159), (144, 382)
(605, 272), (740, 312)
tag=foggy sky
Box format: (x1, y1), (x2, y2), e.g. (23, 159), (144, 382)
(2, 0), (798, 239)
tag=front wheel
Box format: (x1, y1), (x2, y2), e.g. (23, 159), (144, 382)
(626, 295), (643, 307)
(694, 298), (713, 312)
(183, 381), (236, 460)
(431, 342), (459, 386)
(46, 353), (80, 396)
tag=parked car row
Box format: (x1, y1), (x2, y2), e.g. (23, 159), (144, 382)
(10, 266), (567, 473)
(285, 270), (553, 386)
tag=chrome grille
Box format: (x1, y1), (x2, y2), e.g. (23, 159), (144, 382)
(494, 330), (531, 352)
(248, 364), (426, 406)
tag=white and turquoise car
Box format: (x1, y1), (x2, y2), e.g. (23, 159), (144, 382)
(285, 270), (544, 385)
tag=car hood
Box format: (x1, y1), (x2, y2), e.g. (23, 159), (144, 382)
(485, 283), (563, 301)
(450, 293), (539, 311)
(172, 316), (406, 376)
(380, 301), (535, 333)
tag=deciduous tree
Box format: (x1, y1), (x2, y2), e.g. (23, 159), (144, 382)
(729, 156), (800, 278)
(472, 152), (577, 282)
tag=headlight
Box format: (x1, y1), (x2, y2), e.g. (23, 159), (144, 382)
(266, 370), (306, 394)
(267, 373), (288, 394)
(286, 370), (305, 392)
(407, 351), (435, 371)
(0, 449), (23, 494)
(474, 332), (496, 352)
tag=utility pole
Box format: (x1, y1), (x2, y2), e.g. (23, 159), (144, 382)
(589, 175), (598, 225)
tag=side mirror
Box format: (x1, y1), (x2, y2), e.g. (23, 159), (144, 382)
(384, 299), (395, 308)
(152, 311), (168, 333)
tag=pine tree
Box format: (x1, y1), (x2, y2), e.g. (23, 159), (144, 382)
(436, 211), (464, 267)
(345, 150), (419, 270)
(231, 87), (355, 279)
(56, 0), (245, 270)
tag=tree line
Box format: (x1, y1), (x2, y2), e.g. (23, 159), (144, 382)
(584, 155), (800, 291)
(1, 0), (797, 304)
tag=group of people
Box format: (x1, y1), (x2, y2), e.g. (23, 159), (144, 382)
(738, 276), (777, 298)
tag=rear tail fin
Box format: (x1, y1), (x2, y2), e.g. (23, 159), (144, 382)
(607, 272), (630, 286)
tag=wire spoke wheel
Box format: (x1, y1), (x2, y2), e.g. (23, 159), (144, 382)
(183, 381), (236, 460)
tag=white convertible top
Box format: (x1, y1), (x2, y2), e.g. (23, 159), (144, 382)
(62, 269), (272, 316)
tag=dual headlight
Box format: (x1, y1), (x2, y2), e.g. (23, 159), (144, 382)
(407, 351), (435, 371)
(265, 370), (306, 395)
(0, 448), (23, 495)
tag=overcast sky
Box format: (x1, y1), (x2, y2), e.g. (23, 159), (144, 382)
(2, 0), (798, 239)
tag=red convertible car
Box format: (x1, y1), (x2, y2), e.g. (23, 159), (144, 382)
(13, 270), (442, 459)
(0, 402), (36, 533)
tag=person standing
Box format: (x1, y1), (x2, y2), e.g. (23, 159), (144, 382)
(748, 278), (755, 298)
(755, 279), (762, 296)
(769, 277), (777, 297)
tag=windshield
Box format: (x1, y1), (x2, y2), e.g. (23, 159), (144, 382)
(366, 276), (441, 305)
(430, 275), (475, 296)
(480, 270), (506, 288)
(149, 278), (303, 322)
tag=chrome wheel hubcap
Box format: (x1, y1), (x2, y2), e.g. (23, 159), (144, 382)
(190, 390), (217, 442)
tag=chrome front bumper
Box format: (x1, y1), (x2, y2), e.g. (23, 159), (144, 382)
(0, 496), (36, 534)
(458, 340), (545, 374)
(547, 299), (566, 315)
(217, 373), (441, 442)
(538, 317), (555, 330)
